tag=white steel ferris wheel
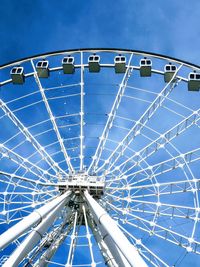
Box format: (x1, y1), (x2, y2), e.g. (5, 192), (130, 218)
(0, 48), (200, 267)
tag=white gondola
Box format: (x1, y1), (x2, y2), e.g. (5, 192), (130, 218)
(140, 58), (152, 77)
(10, 66), (24, 84)
(88, 55), (100, 72)
(114, 55), (126, 73)
(188, 72), (200, 91)
(62, 56), (75, 74)
(164, 63), (177, 82)
(36, 60), (49, 78)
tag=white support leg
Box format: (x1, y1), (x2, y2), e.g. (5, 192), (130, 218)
(98, 222), (131, 267)
(0, 191), (71, 250)
(88, 215), (118, 267)
(3, 192), (70, 267)
(84, 191), (148, 267)
(89, 213), (130, 267)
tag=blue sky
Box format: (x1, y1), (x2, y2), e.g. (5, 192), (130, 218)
(1, 0), (200, 65)
(1, 1), (200, 266)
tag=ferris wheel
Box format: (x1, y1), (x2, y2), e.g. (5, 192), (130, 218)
(0, 48), (200, 267)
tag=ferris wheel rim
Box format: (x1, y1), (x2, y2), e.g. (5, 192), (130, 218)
(1, 47), (200, 71)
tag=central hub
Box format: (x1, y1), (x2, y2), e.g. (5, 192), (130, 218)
(58, 172), (104, 198)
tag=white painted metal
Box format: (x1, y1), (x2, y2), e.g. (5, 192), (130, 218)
(109, 146), (200, 186)
(118, 224), (169, 267)
(84, 190), (148, 267)
(0, 191), (71, 250)
(87, 53), (134, 174)
(97, 220), (131, 267)
(107, 201), (200, 250)
(88, 215), (118, 267)
(2, 192), (70, 267)
(96, 65), (183, 175)
(31, 60), (74, 174)
(80, 51), (85, 171)
(106, 108), (200, 180)
(0, 97), (66, 176)
(0, 143), (56, 182)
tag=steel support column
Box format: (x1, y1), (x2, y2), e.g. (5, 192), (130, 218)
(3, 192), (70, 267)
(84, 191), (148, 267)
(98, 222), (131, 267)
(0, 191), (71, 250)
(88, 215), (118, 267)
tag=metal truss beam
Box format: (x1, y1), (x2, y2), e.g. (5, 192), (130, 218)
(87, 53), (134, 173)
(111, 108), (200, 179)
(128, 147), (200, 184)
(96, 66), (182, 174)
(0, 144), (56, 182)
(0, 98), (67, 176)
(80, 52), (85, 171)
(31, 60), (74, 174)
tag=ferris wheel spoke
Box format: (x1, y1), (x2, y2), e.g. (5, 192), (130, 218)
(11, 128), (78, 178)
(115, 114), (162, 137)
(129, 148), (200, 186)
(2, 200), (53, 217)
(87, 53), (134, 174)
(0, 190), (71, 250)
(31, 60), (74, 174)
(0, 144), (57, 183)
(107, 177), (199, 200)
(106, 147), (200, 186)
(126, 218), (200, 254)
(0, 197), (59, 226)
(1, 107), (79, 149)
(107, 201), (200, 253)
(118, 206), (195, 222)
(106, 195), (198, 220)
(96, 65), (183, 175)
(0, 170), (54, 188)
(80, 52), (85, 172)
(109, 177), (200, 191)
(118, 224), (170, 267)
(124, 187), (198, 199)
(102, 138), (157, 180)
(105, 199), (197, 224)
(0, 98), (66, 177)
(87, 214), (121, 267)
(0, 179), (40, 196)
(106, 107), (200, 180)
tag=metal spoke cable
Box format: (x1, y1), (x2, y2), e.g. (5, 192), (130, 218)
(87, 53), (134, 173)
(0, 97), (65, 176)
(107, 108), (200, 181)
(96, 65), (183, 174)
(31, 60), (75, 174)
